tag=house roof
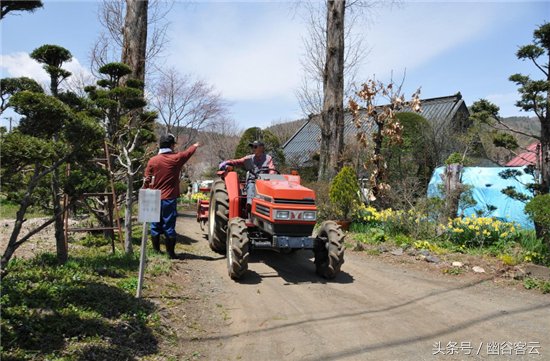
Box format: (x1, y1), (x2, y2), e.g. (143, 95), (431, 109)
(505, 143), (541, 167)
(283, 93), (468, 165)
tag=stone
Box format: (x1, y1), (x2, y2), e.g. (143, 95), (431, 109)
(472, 266), (485, 273)
(426, 255), (440, 263)
(419, 250), (430, 257)
(378, 245), (389, 253)
(513, 269), (526, 280)
(525, 264), (550, 281)
(452, 261), (464, 268)
(391, 248), (404, 256)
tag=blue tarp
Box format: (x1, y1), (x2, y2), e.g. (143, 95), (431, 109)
(427, 166), (535, 229)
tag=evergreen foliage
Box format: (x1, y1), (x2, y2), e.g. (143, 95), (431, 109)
(525, 194), (550, 241)
(329, 166), (360, 220)
(384, 112), (435, 185)
(234, 127), (285, 166)
(0, 0), (43, 19)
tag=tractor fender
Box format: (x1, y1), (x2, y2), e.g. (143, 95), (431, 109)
(224, 171), (242, 219)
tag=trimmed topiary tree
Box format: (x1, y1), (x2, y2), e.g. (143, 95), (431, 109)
(329, 166), (360, 220)
(525, 194), (550, 247)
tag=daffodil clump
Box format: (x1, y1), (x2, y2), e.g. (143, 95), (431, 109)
(413, 240), (447, 254)
(352, 204), (382, 227)
(447, 215), (519, 248)
(191, 192), (209, 202)
(352, 204), (439, 239)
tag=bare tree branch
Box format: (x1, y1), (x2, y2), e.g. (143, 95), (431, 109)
(149, 67), (230, 148)
(90, 0), (172, 79)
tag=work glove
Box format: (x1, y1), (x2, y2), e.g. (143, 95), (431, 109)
(219, 161), (229, 170)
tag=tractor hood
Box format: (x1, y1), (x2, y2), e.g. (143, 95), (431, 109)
(255, 175), (316, 203)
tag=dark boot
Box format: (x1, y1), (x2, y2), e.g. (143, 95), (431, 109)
(151, 235), (161, 253)
(166, 237), (177, 259)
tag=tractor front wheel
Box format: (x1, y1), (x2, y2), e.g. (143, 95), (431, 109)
(208, 179), (229, 254)
(314, 221), (345, 279)
(227, 217), (250, 280)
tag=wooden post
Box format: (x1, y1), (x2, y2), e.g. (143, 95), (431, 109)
(136, 188), (160, 298)
(136, 222), (148, 298)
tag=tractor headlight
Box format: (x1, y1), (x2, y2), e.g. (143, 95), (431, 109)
(303, 211), (317, 221)
(275, 210), (290, 220)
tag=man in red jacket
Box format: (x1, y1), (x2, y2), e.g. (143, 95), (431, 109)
(143, 134), (200, 258)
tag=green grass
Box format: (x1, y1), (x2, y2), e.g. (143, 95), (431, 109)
(523, 277), (550, 294)
(1, 246), (165, 360)
(0, 196), (48, 219)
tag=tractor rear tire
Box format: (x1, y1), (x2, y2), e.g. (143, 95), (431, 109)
(208, 179), (229, 254)
(314, 221), (345, 279)
(227, 217), (249, 280)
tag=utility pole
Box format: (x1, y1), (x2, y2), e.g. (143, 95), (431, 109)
(1, 117), (13, 132)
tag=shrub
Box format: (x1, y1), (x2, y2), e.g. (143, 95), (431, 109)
(525, 194), (550, 241)
(329, 166), (360, 220)
(80, 234), (111, 247)
(445, 152), (469, 165)
(516, 230), (549, 265)
(354, 228), (386, 244)
(305, 181), (340, 222)
(447, 215), (519, 248)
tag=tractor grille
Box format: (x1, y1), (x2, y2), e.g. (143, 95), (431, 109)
(273, 223), (315, 237)
(255, 204), (270, 217)
(273, 198), (315, 205)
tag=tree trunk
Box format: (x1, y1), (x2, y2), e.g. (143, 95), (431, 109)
(371, 123), (384, 200)
(324, 0), (345, 176)
(1, 198), (32, 276)
(51, 131), (66, 263)
(542, 50), (550, 195)
(51, 168), (67, 263)
(124, 172), (134, 254)
(444, 163), (463, 220)
(120, 0), (147, 254)
(318, 125), (332, 181)
(540, 130), (549, 194)
(121, 0), (148, 82)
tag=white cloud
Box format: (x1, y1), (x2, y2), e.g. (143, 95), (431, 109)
(0, 52), (50, 84)
(0, 52), (93, 92)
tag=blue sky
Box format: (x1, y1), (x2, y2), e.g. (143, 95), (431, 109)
(1, 0), (549, 131)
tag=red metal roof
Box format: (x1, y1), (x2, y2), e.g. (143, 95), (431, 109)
(506, 143), (541, 166)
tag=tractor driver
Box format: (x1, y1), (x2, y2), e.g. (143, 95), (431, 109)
(219, 140), (277, 209)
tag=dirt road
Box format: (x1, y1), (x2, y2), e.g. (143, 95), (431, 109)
(171, 212), (549, 361)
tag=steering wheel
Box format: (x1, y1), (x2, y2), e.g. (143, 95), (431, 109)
(256, 166), (280, 175)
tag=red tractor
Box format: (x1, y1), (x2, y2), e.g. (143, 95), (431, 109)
(206, 167), (345, 280)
